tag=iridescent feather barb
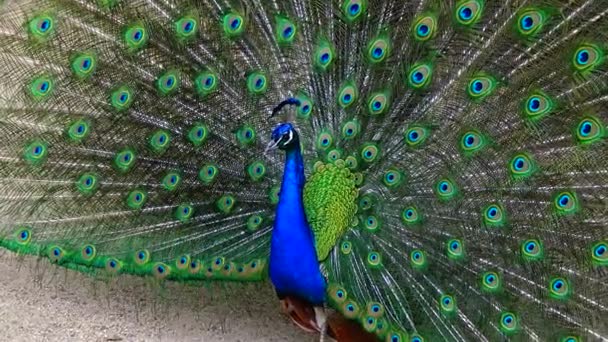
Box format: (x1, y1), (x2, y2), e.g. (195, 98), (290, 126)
(0, 0), (608, 341)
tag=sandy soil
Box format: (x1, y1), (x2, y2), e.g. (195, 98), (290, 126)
(0, 252), (315, 342)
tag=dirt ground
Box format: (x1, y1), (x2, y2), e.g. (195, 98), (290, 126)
(0, 252), (315, 342)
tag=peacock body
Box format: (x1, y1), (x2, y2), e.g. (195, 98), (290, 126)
(0, 0), (607, 340)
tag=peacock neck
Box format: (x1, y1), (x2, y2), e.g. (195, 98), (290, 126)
(269, 145), (326, 305)
(274, 145), (308, 238)
(281, 147), (305, 196)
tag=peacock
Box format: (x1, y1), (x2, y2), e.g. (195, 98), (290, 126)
(1, 0), (608, 340)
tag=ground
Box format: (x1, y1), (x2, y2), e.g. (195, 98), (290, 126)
(0, 253), (314, 342)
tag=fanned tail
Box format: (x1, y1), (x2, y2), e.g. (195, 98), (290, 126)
(312, 1), (608, 341)
(0, 0), (607, 341)
(0, 0), (298, 282)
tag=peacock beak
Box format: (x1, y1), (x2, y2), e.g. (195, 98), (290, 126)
(266, 130), (294, 153)
(265, 138), (281, 154)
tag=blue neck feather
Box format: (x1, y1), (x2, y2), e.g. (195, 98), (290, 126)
(269, 146), (327, 305)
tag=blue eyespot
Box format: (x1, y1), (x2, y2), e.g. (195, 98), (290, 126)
(283, 27), (293, 38)
(109, 260), (117, 268)
(528, 97), (540, 111)
(443, 297), (451, 305)
(577, 50), (590, 65)
(417, 24), (429, 36)
(412, 71), (424, 84)
(440, 182), (448, 192)
(373, 47), (383, 58)
(526, 241), (536, 252)
(138, 252), (145, 259)
(231, 19), (240, 29)
(503, 315), (513, 325)
(521, 16), (533, 30)
(53, 248), (60, 256)
(409, 131), (419, 141)
(558, 194), (570, 207)
(451, 242), (459, 250)
(552, 280), (564, 291)
(184, 22), (193, 32)
(488, 207), (497, 218)
(513, 157), (525, 170)
(464, 134), (475, 147)
(39, 82), (49, 92)
(472, 80), (483, 93)
(460, 7), (473, 20)
(85, 246), (93, 255)
(321, 53), (330, 63)
(157, 265), (165, 273)
(486, 274), (495, 283)
(595, 244), (606, 257)
(580, 122), (593, 136)
(349, 4), (360, 15)
(40, 19), (50, 32)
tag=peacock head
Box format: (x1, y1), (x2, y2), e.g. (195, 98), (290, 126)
(267, 123), (299, 151)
